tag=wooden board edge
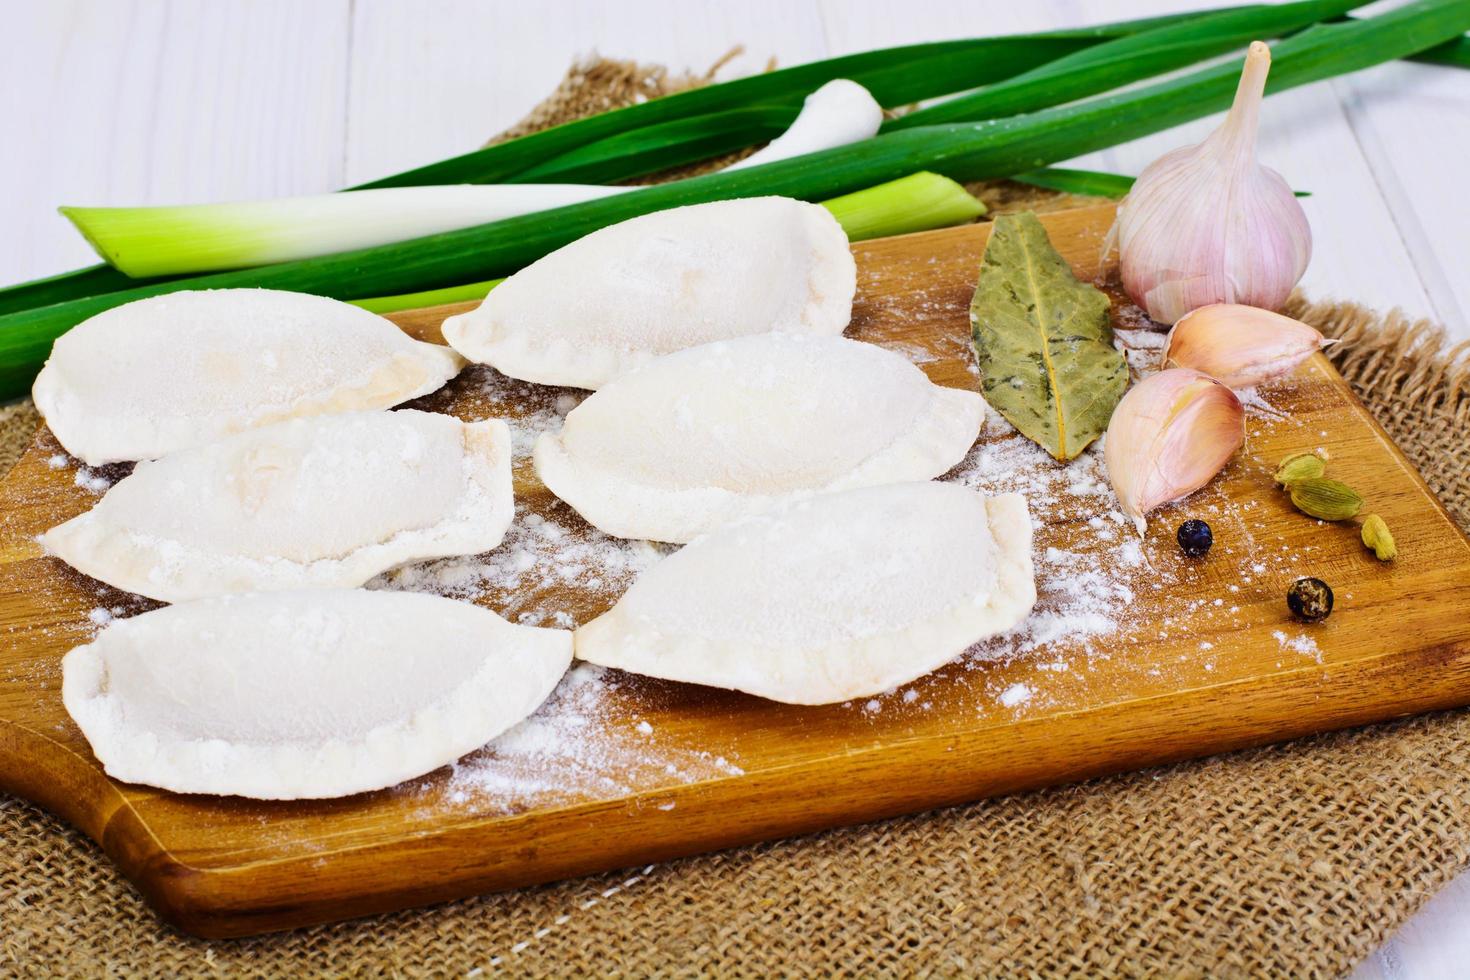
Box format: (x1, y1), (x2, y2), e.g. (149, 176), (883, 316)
(5, 201), (1470, 937)
(104, 631), (1470, 938)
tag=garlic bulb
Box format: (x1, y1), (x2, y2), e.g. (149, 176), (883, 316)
(1104, 368), (1245, 535)
(1163, 303), (1333, 389)
(1115, 41), (1311, 325)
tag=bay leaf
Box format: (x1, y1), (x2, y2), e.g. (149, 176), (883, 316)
(969, 211), (1126, 461)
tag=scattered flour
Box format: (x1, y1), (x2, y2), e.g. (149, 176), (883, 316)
(998, 683), (1033, 708)
(1273, 629), (1323, 663)
(434, 663), (746, 815)
(72, 468), (110, 493)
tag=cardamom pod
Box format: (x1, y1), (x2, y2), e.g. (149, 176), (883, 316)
(1361, 513), (1397, 561)
(1288, 478), (1363, 521)
(1274, 451), (1326, 486)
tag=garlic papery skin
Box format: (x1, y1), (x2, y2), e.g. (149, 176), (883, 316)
(1115, 41), (1311, 325)
(1163, 303), (1333, 389)
(1104, 368), (1245, 535)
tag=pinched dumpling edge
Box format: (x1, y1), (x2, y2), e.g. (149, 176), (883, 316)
(535, 380), (985, 543)
(43, 414), (514, 603)
(440, 198), (857, 390)
(61, 592), (573, 800)
(574, 491), (1037, 704)
(35, 342), (466, 466)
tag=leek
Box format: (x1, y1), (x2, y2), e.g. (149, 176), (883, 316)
(349, 172), (984, 314)
(62, 185), (627, 278)
(0, 0), (1463, 399)
(62, 81), (885, 279)
(819, 172), (985, 241)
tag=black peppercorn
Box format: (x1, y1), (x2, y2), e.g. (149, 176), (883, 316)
(1287, 577), (1334, 622)
(1177, 519), (1213, 557)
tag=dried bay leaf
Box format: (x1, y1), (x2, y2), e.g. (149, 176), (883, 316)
(969, 211), (1126, 461)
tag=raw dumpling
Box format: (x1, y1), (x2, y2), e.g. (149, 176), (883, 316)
(33, 288), (464, 464)
(575, 483), (1036, 704)
(62, 590), (572, 799)
(535, 334), (986, 542)
(44, 410), (512, 602)
(441, 196), (855, 389)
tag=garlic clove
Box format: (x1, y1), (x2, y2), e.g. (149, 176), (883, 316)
(1162, 303), (1333, 389)
(1114, 41), (1312, 325)
(1104, 368), (1245, 535)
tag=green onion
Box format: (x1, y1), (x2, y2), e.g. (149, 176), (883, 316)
(349, 172), (983, 313)
(1010, 168), (1139, 199)
(1011, 167), (1311, 199)
(887, 0), (1365, 129)
(355, 9), (1216, 190)
(1408, 31), (1470, 67)
(0, 0), (1463, 400)
(351, 278), (505, 314)
(0, 264), (147, 317)
(513, 104), (803, 184)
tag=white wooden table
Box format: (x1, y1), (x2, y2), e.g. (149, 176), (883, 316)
(3, 1), (1468, 973)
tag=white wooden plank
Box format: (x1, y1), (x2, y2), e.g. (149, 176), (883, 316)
(0, 0), (351, 287)
(1335, 62), (1470, 340)
(343, 0), (828, 187)
(1350, 871), (1470, 980)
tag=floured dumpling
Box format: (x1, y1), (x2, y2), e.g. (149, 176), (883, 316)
(441, 197), (855, 389)
(62, 590), (572, 799)
(44, 410), (512, 602)
(575, 483), (1036, 704)
(535, 334), (986, 542)
(33, 288), (464, 464)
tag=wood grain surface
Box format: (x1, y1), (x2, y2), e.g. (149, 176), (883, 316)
(2, 204), (1468, 939)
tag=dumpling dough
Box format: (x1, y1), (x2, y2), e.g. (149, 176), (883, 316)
(575, 483), (1036, 704)
(44, 410), (512, 602)
(33, 288), (464, 464)
(535, 334), (986, 543)
(62, 590), (572, 800)
(441, 196), (855, 389)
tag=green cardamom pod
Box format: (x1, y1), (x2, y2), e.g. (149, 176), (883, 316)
(1274, 451), (1326, 485)
(1361, 513), (1397, 561)
(1288, 478), (1363, 521)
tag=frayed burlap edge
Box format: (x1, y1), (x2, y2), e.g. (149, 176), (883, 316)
(6, 55), (1470, 979)
(1288, 295), (1470, 530)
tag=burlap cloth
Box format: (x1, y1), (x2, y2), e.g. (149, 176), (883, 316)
(4, 56), (1470, 978)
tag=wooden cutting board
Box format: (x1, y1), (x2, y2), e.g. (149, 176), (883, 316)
(3, 204), (1469, 939)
